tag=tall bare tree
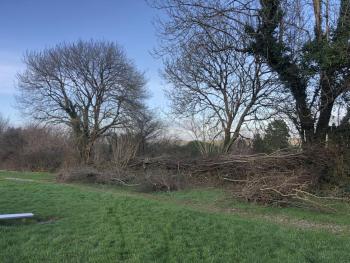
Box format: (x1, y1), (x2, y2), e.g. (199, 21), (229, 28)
(132, 109), (163, 155)
(185, 112), (223, 156)
(162, 33), (280, 152)
(151, 0), (350, 147)
(17, 40), (147, 163)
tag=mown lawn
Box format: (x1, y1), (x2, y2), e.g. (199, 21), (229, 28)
(0, 171), (350, 262)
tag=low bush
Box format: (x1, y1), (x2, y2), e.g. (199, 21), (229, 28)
(0, 125), (69, 171)
(56, 164), (187, 194)
(56, 166), (102, 183)
(137, 169), (186, 192)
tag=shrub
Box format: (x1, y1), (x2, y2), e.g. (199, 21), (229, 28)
(0, 125), (71, 171)
(136, 169), (186, 192)
(56, 166), (101, 183)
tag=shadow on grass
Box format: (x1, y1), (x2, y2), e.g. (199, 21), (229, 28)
(0, 215), (60, 226)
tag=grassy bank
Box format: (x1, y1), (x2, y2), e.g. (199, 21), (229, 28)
(0, 171), (349, 262)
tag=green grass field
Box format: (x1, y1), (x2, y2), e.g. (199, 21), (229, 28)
(1, 171), (350, 262)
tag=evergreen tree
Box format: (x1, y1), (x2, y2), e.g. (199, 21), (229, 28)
(264, 120), (290, 152)
(253, 120), (290, 153)
(252, 133), (266, 153)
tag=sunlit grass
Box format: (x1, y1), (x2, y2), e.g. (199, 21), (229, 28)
(1, 171), (349, 262)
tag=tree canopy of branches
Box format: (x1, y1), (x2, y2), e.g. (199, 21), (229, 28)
(151, 0), (350, 147)
(132, 109), (164, 155)
(17, 40), (148, 163)
(162, 29), (280, 152)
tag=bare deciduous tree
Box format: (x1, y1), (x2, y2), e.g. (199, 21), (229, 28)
(163, 33), (280, 152)
(17, 40), (147, 163)
(109, 133), (140, 168)
(151, 0), (350, 147)
(185, 112), (223, 156)
(132, 109), (164, 155)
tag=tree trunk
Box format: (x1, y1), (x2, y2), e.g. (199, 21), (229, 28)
(75, 137), (95, 164)
(253, 0), (323, 148)
(71, 118), (93, 164)
(223, 128), (231, 153)
(314, 74), (335, 144)
(222, 128), (240, 153)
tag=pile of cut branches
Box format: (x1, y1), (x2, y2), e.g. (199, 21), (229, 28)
(129, 151), (313, 180)
(129, 150), (341, 210)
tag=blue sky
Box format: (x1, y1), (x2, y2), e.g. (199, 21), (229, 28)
(0, 0), (167, 124)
